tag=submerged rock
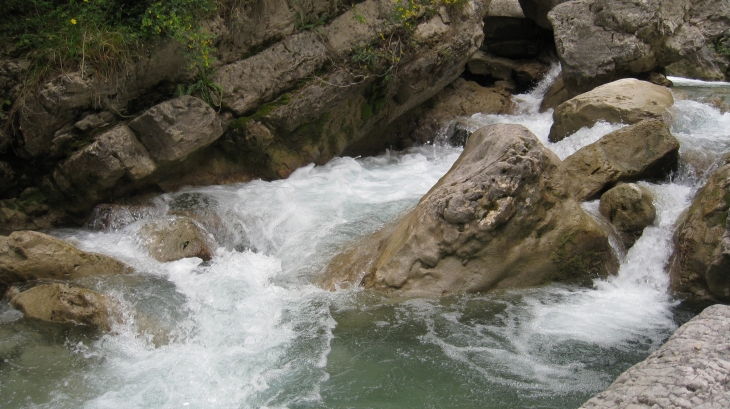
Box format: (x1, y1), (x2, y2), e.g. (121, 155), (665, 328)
(320, 123), (617, 295)
(6, 283), (119, 331)
(672, 161), (730, 301)
(563, 119), (680, 201)
(0, 231), (131, 294)
(599, 184), (656, 248)
(137, 216), (216, 262)
(549, 79), (674, 142)
(579, 304), (730, 409)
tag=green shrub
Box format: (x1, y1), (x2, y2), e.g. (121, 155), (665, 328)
(0, 0), (222, 103)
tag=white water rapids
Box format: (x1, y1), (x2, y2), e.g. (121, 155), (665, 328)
(1, 72), (729, 408)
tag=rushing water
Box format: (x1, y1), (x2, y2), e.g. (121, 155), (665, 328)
(1, 72), (729, 408)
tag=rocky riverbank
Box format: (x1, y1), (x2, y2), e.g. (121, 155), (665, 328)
(580, 304), (730, 409)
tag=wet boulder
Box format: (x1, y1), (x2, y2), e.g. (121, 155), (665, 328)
(564, 120), (679, 201)
(320, 123), (617, 295)
(6, 283), (118, 331)
(672, 161), (730, 301)
(129, 95), (225, 163)
(548, 79), (674, 142)
(137, 216), (216, 262)
(599, 183), (656, 248)
(0, 231), (131, 295)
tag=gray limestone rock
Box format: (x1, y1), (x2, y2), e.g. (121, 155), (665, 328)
(579, 304), (730, 409)
(129, 96), (224, 163)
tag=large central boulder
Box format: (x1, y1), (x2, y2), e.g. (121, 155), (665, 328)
(320, 124), (617, 295)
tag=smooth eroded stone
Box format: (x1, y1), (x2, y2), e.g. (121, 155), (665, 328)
(7, 283), (118, 331)
(320, 123), (617, 295)
(599, 183), (656, 248)
(549, 79), (674, 142)
(129, 95), (224, 163)
(0, 231), (131, 294)
(564, 119), (680, 201)
(137, 216), (216, 262)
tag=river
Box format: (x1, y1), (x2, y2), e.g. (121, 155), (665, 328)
(0, 71), (727, 408)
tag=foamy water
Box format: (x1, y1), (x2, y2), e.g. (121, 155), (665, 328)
(1, 72), (728, 408)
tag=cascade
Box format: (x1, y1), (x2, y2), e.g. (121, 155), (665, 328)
(1, 72), (729, 408)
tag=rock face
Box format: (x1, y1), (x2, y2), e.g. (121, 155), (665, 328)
(549, 79), (674, 142)
(222, 0), (488, 179)
(0, 231), (130, 294)
(518, 0), (570, 29)
(6, 283), (118, 331)
(129, 96), (225, 163)
(599, 183), (656, 248)
(564, 120), (680, 201)
(320, 124), (617, 295)
(137, 216), (216, 262)
(54, 124), (157, 211)
(579, 304), (730, 409)
(672, 161), (730, 301)
(487, 0), (525, 18)
(1, 0), (494, 231)
(548, 0), (730, 95)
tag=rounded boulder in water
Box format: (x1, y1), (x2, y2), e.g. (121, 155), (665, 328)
(599, 183), (656, 248)
(136, 216), (216, 262)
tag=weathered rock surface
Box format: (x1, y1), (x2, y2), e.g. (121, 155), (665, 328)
(564, 120), (680, 201)
(599, 183), (656, 248)
(320, 124), (617, 295)
(407, 79), (514, 145)
(223, 0), (488, 179)
(579, 304), (730, 409)
(6, 283), (118, 331)
(549, 79), (674, 142)
(487, 0), (525, 18)
(549, 0), (730, 95)
(518, 0), (570, 29)
(672, 161), (730, 301)
(137, 216), (216, 262)
(129, 96), (225, 163)
(0, 231), (130, 294)
(54, 124), (157, 210)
